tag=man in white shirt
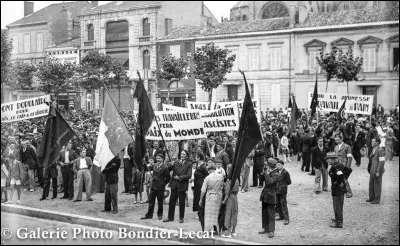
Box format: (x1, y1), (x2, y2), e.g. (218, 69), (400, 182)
(73, 149), (93, 202)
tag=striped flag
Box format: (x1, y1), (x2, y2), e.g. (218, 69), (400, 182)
(92, 90), (133, 194)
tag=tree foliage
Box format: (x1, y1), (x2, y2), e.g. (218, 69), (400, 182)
(1, 31), (13, 102)
(156, 55), (189, 84)
(76, 50), (128, 90)
(12, 61), (37, 89)
(317, 46), (363, 94)
(36, 57), (77, 96)
(194, 42), (236, 103)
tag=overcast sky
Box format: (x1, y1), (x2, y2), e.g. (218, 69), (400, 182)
(1, 1), (238, 29)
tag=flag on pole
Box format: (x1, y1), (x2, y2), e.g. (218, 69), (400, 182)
(288, 96), (301, 133)
(310, 76), (318, 117)
(288, 97), (292, 109)
(230, 70), (262, 191)
(134, 73), (155, 172)
(38, 106), (75, 173)
(338, 97), (347, 123)
(92, 90), (133, 194)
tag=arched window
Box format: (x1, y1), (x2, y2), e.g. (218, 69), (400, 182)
(242, 15), (247, 21)
(143, 50), (150, 69)
(87, 24), (94, 41)
(142, 18), (150, 36)
(261, 2), (289, 19)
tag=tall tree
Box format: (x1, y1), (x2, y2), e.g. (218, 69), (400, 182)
(36, 57), (77, 100)
(317, 46), (338, 92)
(194, 42), (236, 107)
(1, 31), (13, 103)
(155, 55), (188, 103)
(336, 48), (363, 94)
(13, 60), (37, 89)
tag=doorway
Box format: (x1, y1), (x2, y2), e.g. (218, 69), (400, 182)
(363, 86), (377, 108)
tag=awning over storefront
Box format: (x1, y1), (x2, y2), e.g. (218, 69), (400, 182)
(356, 81), (382, 86)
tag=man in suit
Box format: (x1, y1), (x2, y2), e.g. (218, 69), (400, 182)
(327, 152), (352, 228)
(101, 152), (122, 214)
(20, 140), (37, 192)
(149, 141), (164, 159)
(312, 137), (328, 194)
(141, 154), (171, 220)
(352, 123), (366, 167)
(301, 129), (312, 172)
(59, 142), (77, 199)
(252, 141), (265, 188)
(366, 122), (379, 157)
(367, 137), (386, 204)
(4, 141), (20, 160)
(377, 104), (384, 118)
(72, 148), (93, 202)
(275, 159), (291, 225)
(259, 158), (279, 238)
(334, 134), (353, 198)
(163, 150), (192, 223)
(40, 160), (58, 201)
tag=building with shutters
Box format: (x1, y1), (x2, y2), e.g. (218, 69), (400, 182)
(4, 1), (96, 103)
(78, 1), (218, 109)
(157, 1), (399, 113)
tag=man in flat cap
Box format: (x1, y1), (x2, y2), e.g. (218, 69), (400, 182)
(326, 152), (352, 228)
(259, 158), (279, 238)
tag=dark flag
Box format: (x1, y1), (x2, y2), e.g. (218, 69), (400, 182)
(338, 97), (347, 123)
(310, 77), (318, 117)
(288, 97), (292, 109)
(288, 96), (301, 133)
(38, 106), (75, 173)
(92, 90), (133, 195)
(134, 72), (156, 172)
(230, 70), (263, 191)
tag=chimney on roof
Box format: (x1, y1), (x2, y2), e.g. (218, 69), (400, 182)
(91, 1), (98, 8)
(201, 1), (204, 15)
(24, 1), (34, 17)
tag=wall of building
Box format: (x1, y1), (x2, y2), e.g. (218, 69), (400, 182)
(294, 25), (399, 112)
(195, 33), (293, 111)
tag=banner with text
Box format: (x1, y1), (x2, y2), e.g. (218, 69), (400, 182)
(186, 101), (213, 111)
(146, 110), (206, 141)
(200, 106), (239, 132)
(163, 104), (191, 111)
(214, 98), (261, 123)
(307, 92), (373, 115)
(1, 95), (51, 123)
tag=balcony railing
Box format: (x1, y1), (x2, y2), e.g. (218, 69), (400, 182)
(139, 36), (150, 42)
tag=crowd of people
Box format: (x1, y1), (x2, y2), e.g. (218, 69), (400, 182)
(1, 103), (399, 238)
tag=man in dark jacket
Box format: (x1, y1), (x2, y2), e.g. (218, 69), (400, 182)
(101, 153), (122, 214)
(312, 137), (328, 194)
(259, 158), (279, 238)
(352, 123), (366, 167)
(58, 142), (77, 200)
(301, 129), (312, 172)
(252, 141), (265, 188)
(163, 150), (192, 223)
(40, 161), (58, 201)
(123, 142), (134, 194)
(20, 140), (37, 192)
(327, 152), (352, 228)
(141, 154), (171, 220)
(275, 159), (291, 225)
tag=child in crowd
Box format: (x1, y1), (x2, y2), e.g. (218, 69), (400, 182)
(241, 151), (254, 193)
(215, 160), (226, 180)
(281, 134), (291, 162)
(144, 157), (155, 203)
(5, 154), (23, 204)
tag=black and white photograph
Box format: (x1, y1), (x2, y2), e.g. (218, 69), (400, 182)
(1, 1), (399, 245)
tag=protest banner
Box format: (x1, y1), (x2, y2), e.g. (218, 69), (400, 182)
(186, 101), (214, 111)
(307, 92), (373, 115)
(1, 95), (51, 123)
(200, 106), (239, 132)
(214, 98), (261, 123)
(145, 110), (206, 141)
(162, 104), (190, 111)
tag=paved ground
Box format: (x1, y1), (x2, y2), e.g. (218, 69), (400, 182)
(1, 154), (399, 245)
(0, 212), (187, 245)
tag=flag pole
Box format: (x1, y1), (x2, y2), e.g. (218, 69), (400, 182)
(315, 68), (319, 125)
(136, 71), (173, 163)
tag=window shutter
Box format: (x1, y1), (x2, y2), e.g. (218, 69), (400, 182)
(24, 34), (30, 53)
(143, 22), (150, 36)
(37, 33), (43, 52)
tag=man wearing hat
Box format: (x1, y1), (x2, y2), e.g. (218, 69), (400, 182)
(141, 153), (171, 220)
(352, 123), (366, 167)
(326, 152), (352, 228)
(259, 158), (279, 238)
